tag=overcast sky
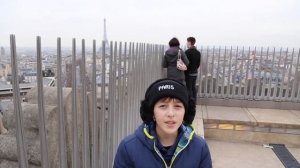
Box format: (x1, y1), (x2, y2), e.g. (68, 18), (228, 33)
(0, 0), (299, 48)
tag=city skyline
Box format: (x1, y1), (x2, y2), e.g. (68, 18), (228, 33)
(0, 0), (300, 48)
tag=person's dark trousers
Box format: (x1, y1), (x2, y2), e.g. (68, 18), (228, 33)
(185, 74), (197, 123)
(185, 75), (197, 101)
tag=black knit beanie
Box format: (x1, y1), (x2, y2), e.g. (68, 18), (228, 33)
(140, 79), (189, 123)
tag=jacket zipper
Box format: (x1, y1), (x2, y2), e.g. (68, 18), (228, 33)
(153, 142), (168, 168)
(153, 140), (191, 168)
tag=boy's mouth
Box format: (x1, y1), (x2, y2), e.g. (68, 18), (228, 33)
(165, 121), (176, 127)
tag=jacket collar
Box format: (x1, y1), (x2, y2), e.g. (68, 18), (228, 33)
(135, 122), (195, 151)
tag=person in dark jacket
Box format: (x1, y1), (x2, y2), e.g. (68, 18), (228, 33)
(185, 37), (201, 101)
(163, 38), (189, 85)
(114, 79), (212, 168)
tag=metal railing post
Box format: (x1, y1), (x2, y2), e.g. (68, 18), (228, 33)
(278, 48), (289, 100)
(291, 49), (300, 102)
(100, 40), (107, 168)
(285, 48), (295, 100)
(249, 47), (256, 100)
(267, 48), (276, 99)
(244, 47), (251, 99)
(221, 47), (227, 98)
(71, 38), (79, 168)
(210, 46), (216, 97)
(227, 46), (233, 98)
(91, 40), (99, 168)
(255, 47), (263, 99)
(36, 36), (50, 168)
(232, 47), (239, 98)
(57, 37), (68, 168)
(10, 34), (29, 168)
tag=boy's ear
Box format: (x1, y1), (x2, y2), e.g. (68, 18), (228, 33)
(140, 100), (153, 123)
(140, 100), (148, 123)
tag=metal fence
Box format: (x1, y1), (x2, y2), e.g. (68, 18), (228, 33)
(197, 46), (300, 102)
(9, 34), (164, 168)
(6, 35), (300, 168)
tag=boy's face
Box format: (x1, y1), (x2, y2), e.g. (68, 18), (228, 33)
(186, 41), (192, 49)
(153, 97), (185, 136)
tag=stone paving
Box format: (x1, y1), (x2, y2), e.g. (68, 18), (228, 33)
(193, 105), (300, 168)
(207, 140), (285, 168)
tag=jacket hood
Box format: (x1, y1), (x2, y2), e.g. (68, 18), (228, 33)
(135, 123), (195, 152)
(165, 47), (180, 56)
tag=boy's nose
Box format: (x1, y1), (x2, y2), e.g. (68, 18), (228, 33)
(166, 107), (175, 117)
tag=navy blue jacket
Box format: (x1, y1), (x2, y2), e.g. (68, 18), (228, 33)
(113, 123), (212, 168)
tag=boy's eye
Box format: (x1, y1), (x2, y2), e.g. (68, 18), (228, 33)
(174, 104), (183, 108)
(159, 104), (167, 108)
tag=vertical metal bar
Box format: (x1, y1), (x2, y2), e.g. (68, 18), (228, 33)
(142, 43), (146, 96)
(57, 37), (68, 168)
(160, 45), (164, 79)
(71, 38), (79, 168)
(209, 47), (215, 97)
(117, 42), (123, 140)
(278, 48), (289, 100)
(261, 47), (269, 99)
(197, 46), (204, 97)
(112, 41), (117, 167)
(244, 47), (251, 99)
(285, 48), (294, 99)
(273, 48), (283, 99)
(221, 47), (226, 97)
(10, 34), (29, 168)
(107, 41), (113, 168)
(140, 43), (145, 122)
(100, 40), (106, 168)
(215, 47), (221, 97)
(127, 43), (134, 132)
(232, 47), (239, 98)
(143, 43), (147, 94)
(111, 41), (117, 164)
(249, 47), (256, 100)
(112, 41), (118, 165)
(267, 48), (276, 99)
(81, 39), (90, 168)
(204, 46), (209, 97)
(126, 42), (130, 134)
(131, 42), (135, 131)
(127, 42), (133, 133)
(36, 36), (50, 168)
(255, 47), (263, 99)
(227, 46), (233, 98)
(296, 50), (300, 102)
(135, 43), (140, 127)
(238, 47), (244, 98)
(91, 40), (98, 168)
(122, 42), (128, 136)
(291, 49), (300, 102)
(149, 44), (153, 82)
(133, 43), (139, 127)
(136, 42), (139, 125)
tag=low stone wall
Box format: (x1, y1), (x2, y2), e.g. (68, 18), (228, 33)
(0, 87), (81, 168)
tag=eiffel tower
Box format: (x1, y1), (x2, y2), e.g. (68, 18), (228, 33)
(102, 18), (110, 56)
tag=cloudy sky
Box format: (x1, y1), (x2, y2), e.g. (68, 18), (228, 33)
(0, 0), (299, 47)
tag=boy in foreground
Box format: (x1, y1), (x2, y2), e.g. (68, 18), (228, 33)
(114, 79), (212, 168)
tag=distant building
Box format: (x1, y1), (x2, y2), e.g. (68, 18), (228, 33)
(0, 64), (12, 78)
(23, 71), (37, 83)
(0, 47), (5, 57)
